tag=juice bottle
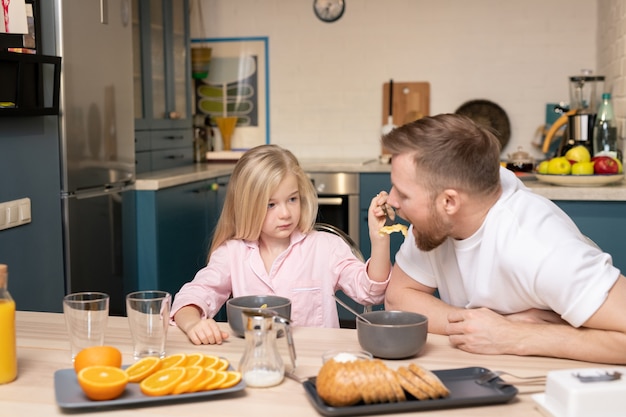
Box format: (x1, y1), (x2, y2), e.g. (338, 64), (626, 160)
(0, 264), (17, 384)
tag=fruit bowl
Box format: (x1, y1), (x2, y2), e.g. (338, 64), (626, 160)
(535, 173), (625, 187)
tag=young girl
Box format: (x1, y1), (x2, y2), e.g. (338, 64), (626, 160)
(171, 144), (392, 345)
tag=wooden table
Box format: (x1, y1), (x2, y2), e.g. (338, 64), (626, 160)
(1, 311), (606, 416)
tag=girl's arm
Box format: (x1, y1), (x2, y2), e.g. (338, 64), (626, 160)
(366, 192), (392, 282)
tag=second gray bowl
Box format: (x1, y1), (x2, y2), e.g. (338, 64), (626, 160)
(356, 310), (428, 359)
(226, 295), (291, 337)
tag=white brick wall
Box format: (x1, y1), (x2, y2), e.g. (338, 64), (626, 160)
(598, 0), (626, 141)
(194, 0), (598, 160)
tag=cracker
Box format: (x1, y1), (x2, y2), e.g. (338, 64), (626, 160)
(408, 363), (450, 398)
(396, 366), (430, 400)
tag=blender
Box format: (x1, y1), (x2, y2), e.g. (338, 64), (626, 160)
(541, 71), (605, 156)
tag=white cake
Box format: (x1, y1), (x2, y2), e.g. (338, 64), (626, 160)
(533, 367), (626, 417)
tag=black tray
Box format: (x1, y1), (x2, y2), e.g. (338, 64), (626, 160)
(302, 366), (518, 416)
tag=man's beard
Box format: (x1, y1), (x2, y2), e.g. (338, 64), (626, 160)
(413, 204), (452, 251)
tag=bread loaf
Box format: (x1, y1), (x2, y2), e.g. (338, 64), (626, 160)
(316, 359), (449, 407)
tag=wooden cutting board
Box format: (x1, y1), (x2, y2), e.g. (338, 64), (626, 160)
(381, 81), (430, 155)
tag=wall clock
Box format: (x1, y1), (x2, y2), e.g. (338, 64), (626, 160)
(313, 0), (345, 23)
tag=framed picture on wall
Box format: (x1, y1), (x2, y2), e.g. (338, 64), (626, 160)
(191, 36), (270, 150)
(0, 0), (40, 53)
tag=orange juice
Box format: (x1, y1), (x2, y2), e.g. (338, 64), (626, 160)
(0, 298), (16, 384)
(0, 264), (16, 384)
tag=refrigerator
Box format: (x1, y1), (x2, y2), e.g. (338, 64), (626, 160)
(53, 0), (135, 315)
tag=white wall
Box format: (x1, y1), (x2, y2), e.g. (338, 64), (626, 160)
(192, 0), (597, 160)
(597, 0), (626, 141)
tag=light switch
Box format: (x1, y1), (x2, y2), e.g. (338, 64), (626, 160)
(0, 198), (31, 231)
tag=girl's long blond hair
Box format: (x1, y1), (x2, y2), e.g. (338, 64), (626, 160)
(208, 144), (318, 261)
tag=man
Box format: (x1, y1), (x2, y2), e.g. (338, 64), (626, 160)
(383, 113), (626, 364)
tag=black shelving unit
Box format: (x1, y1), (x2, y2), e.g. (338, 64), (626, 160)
(0, 52), (61, 116)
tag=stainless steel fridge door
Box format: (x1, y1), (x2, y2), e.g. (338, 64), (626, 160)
(63, 190), (126, 315)
(55, 0), (135, 193)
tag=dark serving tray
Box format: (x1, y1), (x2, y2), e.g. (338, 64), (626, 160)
(54, 365), (246, 410)
(302, 366), (518, 416)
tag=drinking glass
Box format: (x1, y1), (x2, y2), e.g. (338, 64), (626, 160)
(63, 292), (110, 360)
(125, 290), (171, 360)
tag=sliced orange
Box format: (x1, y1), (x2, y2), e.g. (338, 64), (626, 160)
(202, 370), (228, 391)
(159, 353), (187, 370)
(219, 370), (242, 389)
(183, 352), (205, 367)
(200, 354), (220, 369)
(211, 358), (230, 372)
(140, 367), (187, 396)
(172, 366), (205, 395)
(191, 368), (217, 392)
(74, 346), (123, 373)
(77, 365), (129, 401)
(124, 356), (162, 383)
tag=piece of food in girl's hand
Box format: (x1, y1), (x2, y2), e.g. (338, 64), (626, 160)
(379, 224), (408, 237)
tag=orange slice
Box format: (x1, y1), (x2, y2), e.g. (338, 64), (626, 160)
(172, 366), (205, 395)
(211, 358), (230, 372)
(140, 367), (187, 396)
(77, 365), (129, 401)
(202, 370), (228, 391)
(219, 370), (242, 389)
(201, 354), (220, 369)
(125, 356), (162, 383)
(159, 353), (187, 370)
(192, 368), (217, 392)
(184, 353), (205, 367)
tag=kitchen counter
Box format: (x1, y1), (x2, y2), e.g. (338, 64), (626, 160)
(4, 311), (610, 416)
(134, 161), (626, 201)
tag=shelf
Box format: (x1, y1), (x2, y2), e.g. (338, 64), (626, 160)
(0, 52), (61, 117)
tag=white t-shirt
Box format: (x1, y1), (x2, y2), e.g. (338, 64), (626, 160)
(395, 167), (620, 327)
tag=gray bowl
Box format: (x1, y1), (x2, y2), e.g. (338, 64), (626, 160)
(226, 295), (291, 337)
(356, 310), (428, 359)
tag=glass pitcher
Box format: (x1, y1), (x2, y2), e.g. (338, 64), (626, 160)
(238, 308), (296, 388)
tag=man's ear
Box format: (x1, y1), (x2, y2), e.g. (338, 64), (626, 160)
(439, 189), (460, 215)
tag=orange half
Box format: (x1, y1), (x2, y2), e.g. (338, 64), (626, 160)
(77, 365), (129, 401)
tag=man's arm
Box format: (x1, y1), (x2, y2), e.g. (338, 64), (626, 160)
(384, 263), (462, 334)
(446, 275), (626, 364)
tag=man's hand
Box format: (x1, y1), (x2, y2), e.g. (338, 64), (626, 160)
(446, 307), (526, 355)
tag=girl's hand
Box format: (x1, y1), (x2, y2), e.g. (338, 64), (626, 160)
(184, 318), (230, 345)
(368, 191), (391, 240)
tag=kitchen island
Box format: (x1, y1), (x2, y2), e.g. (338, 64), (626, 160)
(4, 311), (610, 416)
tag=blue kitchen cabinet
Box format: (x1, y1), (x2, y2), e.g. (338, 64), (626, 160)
(132, 0), (193, 173)
(554, 201), (626, 272)
(128, 176), (230, 319)
(359, 173), (407, 261)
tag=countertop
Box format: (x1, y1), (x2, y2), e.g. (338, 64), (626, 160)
(134, 160), (626, 201)
(5, 311), (610, 416)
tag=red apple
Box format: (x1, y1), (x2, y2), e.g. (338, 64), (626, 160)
(592, 156), (619, 174)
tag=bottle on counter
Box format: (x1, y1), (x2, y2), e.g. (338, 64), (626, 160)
(0, 264), (17, 384)
(593, 93), (621, 161)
